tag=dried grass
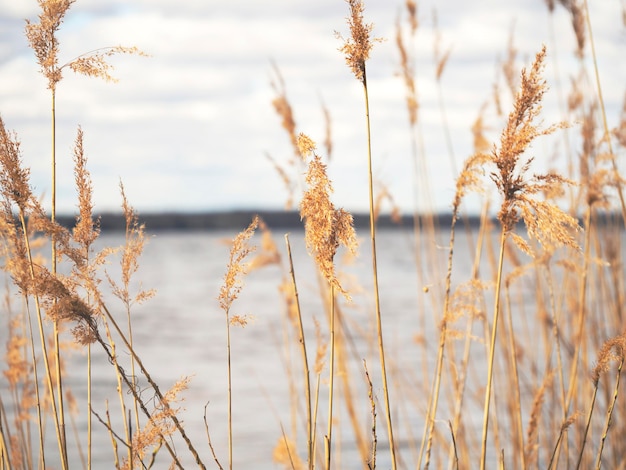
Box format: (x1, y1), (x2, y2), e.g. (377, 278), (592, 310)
(2, 1), (626, 469)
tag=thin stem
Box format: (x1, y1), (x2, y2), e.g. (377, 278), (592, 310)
(24, 297), (46, 470)
(18, 211), (67, 470)
(583, 0), (626, 226)
(504, 285), (525, 469)
(312, 374), (322, 469)
(87, 343), (92, 469)
(100, 316), (128, 464)
(594, 357), (624, 469)
(325, 284), (335, 470)
(285, 234), (313, 470)
(226, 308), (233, 470)
(363, 360), (377, 470)
(576, 383), (598, 469)
(50, 88), (68, 470)
(480, 227), (508, 470)
(423, 208), (459, 469)
(362, 65), (397, 470)
(100, 303), (206, 469)
(549, 208), (592, 468)
(565, 208), (592, 411)
(124, 226), (140, 465)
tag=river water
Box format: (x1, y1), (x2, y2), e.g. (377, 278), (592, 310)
(0, 225), (555, 468)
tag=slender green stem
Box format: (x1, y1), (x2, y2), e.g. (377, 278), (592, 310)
(362, 66), (397, 470)
(480, 227), (507, 470)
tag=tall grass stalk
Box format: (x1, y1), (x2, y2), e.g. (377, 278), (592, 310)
(99, 302), (202, 468)
(562, 207), (593, 414)
(447, 201), (490, 469)
(423, 151), (489, 469)
(503, 278), (525, 469)
(284, 234), (313, 469)
(22, 215), (66, 470)
(49, 87), (68, 468)
(477, 45), (578, 468)
(337, 2), (397, 466)
(361, 69), (397, 469)
(22, 3), (143, 467)
(0, 118), (67, 469)
(583, 0), (626, 225)
(219, 217), (258, 470)
(479, 227), (508, 470)
(594, 352), (624, 469)
(25, 297), (46, 469)
(297, 132), (357, 468)
(325, 285), (336, 470)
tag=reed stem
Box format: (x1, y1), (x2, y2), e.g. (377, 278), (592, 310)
(362, 65), (397, 470)
(226, 307), (233, 470)
(595, 356), (624, 469)
(325, 284), (335, 470)
(422, 207), (459, 469)
(285, 234), (313, 470)
(480, 227), (507, 470)
(50, 87), (69, 470)
(583, 0), (626, 226)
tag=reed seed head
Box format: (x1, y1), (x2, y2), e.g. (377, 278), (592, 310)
(107, 182), (156, 308)
(489, 46), (579, 254)
(395, 17), (418, 126)
(72, 126), (100, 250)
(337, 0), (380, 82)
(592, 333), (626, 386)
(405, 0), (418, 34)
(26, 0), (144, 89)
(271, 64), (300, 159)
(3, 318), (29, 388)
(219, 216), (259, 315)
(25, 0), (75, 89)
(0, 118), (33, 212)
(298, 134), (357, 297)
(67, 46), (146, 83)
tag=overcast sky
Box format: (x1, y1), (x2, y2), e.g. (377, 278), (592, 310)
(0, 0), (624, 216)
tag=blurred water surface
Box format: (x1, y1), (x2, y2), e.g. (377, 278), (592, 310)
(2, 226), (491, 468)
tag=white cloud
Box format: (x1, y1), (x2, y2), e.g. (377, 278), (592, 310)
(0, 0), (623, 216)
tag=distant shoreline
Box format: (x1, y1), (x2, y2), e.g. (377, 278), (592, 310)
(54, 210), (481, 232)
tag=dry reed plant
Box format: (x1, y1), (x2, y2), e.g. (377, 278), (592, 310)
(22, 1), (144, 467)
(476, 45), (580, 469)
(336, 3), (397, 468)
(298, 134), (357, 298)
(218, 216), (259, 470)
(297, 132), (357, 469)
(3, 0), (626, 469)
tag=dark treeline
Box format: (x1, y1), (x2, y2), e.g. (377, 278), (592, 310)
(54, 210), (484, 232)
